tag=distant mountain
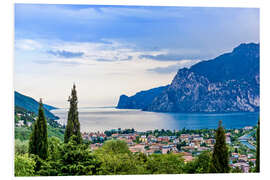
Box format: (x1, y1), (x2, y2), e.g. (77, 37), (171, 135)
(117, 86), (168, 109)
(15, 91), (59, 120)
(117, 43), (260, 113)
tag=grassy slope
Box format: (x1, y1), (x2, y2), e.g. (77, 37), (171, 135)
(15, 126), (64, 141)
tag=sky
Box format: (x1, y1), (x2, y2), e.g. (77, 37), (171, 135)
(14, 4), (259, 108)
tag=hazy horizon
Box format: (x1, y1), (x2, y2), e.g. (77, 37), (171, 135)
(14, 4), (259, 108)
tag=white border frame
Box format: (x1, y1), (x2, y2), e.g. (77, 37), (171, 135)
(1, 0), (269, 180)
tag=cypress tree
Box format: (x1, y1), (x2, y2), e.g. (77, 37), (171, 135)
(64, 84), (82, 144)
(255, 118), (260, 172)
(210, 120), (230, 173)
(28, 99), (48, 160)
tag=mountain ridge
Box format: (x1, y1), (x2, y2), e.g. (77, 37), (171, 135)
(117, 43), (260, 113)
(15, 91), (59, 120)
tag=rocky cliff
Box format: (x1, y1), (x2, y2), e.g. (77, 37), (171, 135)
(118, 43), (260, 113)
(117, 86), (168, 109)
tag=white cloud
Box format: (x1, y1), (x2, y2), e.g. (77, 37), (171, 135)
(15, 38), (171, 65)
(15, 39), (43, 51)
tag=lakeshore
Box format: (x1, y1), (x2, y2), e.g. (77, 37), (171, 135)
(51, 107), (259, 132)
(82, 126), (257, 173)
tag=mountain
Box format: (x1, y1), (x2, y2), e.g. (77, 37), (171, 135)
(117, 43), (260, 113)
(15, 91), (59, 120)
(117, 86), (168, 109)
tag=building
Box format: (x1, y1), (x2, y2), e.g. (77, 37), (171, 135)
(161, 146), (171, 154)
(129, 144), (145, 153)
(180, 152), (194, 163)
(26, 122), (32, 127)
(232, 162), (250, 173)
(238, 155), (248, 162)
(243, 126), (253, 131)
(16, 120), (24, 127)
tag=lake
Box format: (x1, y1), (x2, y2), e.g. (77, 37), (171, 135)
(51, 107), (259, 132)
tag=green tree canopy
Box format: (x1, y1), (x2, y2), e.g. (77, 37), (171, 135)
(95, 140), (146, 175)
(210, 120), (230, 173)
(184, 151), (211, 173)
(15, 154), (36, 176)
(28, 99), (48, 160)
(64, 84), (82, 144)
(96, 140), (130, 154)
(15, 139), (28, 155)
(255, 118), (260, 172)
(146, 153), (185, 174)
(60, 135), (100, 175)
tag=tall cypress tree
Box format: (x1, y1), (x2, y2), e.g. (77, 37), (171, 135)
(210, 120), (230, 173)
(64, 84), (82, 144)
(28, 99), (48, 160)
(255, 118), (260, 172)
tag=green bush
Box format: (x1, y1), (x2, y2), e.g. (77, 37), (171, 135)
(15, 139), (29, 155)
(14, 154), (36, 176)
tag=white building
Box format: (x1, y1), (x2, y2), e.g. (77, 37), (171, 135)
(16, 120), (24, 127)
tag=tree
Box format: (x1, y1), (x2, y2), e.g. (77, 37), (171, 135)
(15, 139), (28, 155)
(28, 99), (48, 160)
(210, 120), (230, 173)
(15, 154), (36, 176)
(231, 167), (242, 173)
(146, 153), (184, 174)
(37, 137), (63, 176)
(64, 84), (82, 144)
(255, 118), (260, 172)
(96, 140), (130, 154)
(190, 151), (211, 173)
(94, 140), (146, 175)
(60, 135), (100, 175)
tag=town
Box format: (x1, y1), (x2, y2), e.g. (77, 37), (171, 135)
(14, 105), (258, 174)
(82, 126), (257, 173)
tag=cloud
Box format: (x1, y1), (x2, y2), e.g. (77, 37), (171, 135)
(33, 59), (91, 66)
(16, 38), (140, 65)
(139, 54), (199, 61)
(47, 50), (84, 58)
(121, 56), (132, 61)
(96, 56), (133, 62)
(147, 60), (201, 74)
(15, 39), (42, 51)
(96, 58), (115, 62)
(147, 65), (181, 74)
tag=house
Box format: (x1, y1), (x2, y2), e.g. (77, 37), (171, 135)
(180, 152), (194, 162)
(249, 159), (256, 164)
(231, 153), (239, 158)
(197, 147), (210, 151)
(26, 122), (32, 127)
(140, 135), (147, 143)
(183, 155), (194, 162)
(226, 136), (231, 144)
(191, 139), (201, 147)
(149, 145), (161, 152)
(129, 144), (145, 153)
(243, 126), (253, 131)
(90, 144), (101, 151)
(238, 155), (248, 162)
(145, 149), (155, 155)
(16, 120), (24, 127)
(205, 138), (215, 146)
(232, 162), (250, 173)
(173, 138), (180, 144)
(161, 146), (171, 154)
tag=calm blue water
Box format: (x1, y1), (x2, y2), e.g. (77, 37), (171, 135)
(51, 107), (259, 132)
